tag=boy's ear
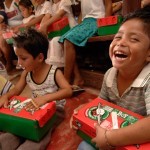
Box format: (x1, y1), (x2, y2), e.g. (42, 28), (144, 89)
(38, 53), (44, 61)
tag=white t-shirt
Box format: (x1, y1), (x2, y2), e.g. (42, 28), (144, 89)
(35, 1), (52, 17)
(51, 0), (77, 28)
(79, 0), (105, 19)
(4, 0), (23, 26)
(22, 14), (35, 24)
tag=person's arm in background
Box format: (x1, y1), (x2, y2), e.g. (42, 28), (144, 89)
(23, 14), (44, 28)
(40, 9), (66, 33)
(104, 0), (113, 17)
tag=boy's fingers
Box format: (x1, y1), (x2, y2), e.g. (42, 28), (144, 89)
(4, 101), (9, 108)
(91, 137), (96, 144)
(94, 123), (100, 133)
(70, 116), (78, 130)
(73, 109), (78, 114)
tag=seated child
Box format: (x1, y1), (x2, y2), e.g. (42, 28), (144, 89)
(0, 0), (23, 74)
(71, 6), (150, 150)
(40, 0), (77, 67)
(22, 0), (51, 28)
(58, 0), (112, 86)
(11, 0), (35, 33)
(0, 28), (72, 150)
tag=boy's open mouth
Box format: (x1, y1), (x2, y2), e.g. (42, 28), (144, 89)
(115, 51), (127, 59)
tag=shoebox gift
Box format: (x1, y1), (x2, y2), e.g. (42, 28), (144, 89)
(2, 32), (15, 44)
(73, 98), (150, 150)
(36, 17), (70, 39)
(97, 15), (123, 36)
(0, 96), (56, 141)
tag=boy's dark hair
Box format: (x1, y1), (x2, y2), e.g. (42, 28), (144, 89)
(19, 0), (34, 10)
(13, 28), (49, 60)
(123, 6), (150, 37)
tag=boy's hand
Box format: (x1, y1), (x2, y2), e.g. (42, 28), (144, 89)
(0, 95), (9, 108)
(70, 104), (86, 129)
(25, 97), (46, 112)
(92, 124), (107, 149)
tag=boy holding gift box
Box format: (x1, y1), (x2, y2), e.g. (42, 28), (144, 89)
(0, 28), (72, 150)
(71, 6), (150, 150)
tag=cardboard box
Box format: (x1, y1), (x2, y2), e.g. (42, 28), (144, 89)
(36, 17), (70, 39)
(47, 17), (70, 39)
(2, 32), (14, 44)
(73, 98), (150, 150)
(97, 15), (123, 36)
(0, 96), (56, 141)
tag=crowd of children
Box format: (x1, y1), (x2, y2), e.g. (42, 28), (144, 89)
(0, 0), (150, 149)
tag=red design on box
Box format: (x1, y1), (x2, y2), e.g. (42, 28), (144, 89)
(97, 16), (118, 27)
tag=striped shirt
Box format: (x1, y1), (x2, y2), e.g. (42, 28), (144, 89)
(99, 63), (150, 116)
(0, 75), (14, 96)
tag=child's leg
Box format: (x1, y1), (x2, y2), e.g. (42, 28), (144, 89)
(16, 128), (53, 150)
(0, 35), (14, 74)
(0, 132), (23, 150)
(64, 39), (76, 84)
(73, 63), (84, 86)
(17, 109), (65, 150)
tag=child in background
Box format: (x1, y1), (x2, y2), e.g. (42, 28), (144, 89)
(22, 0), (51, 28)
(0, 28), (72, 150)
(59, 0), (112, 86)
(0, 1), (7, 25)
(0, 0), (23, 74)
(40, 0), (77, 67)
(4, 0), (23, 27)
(71, 6), (150, 150)
(12, 0), (35, 33)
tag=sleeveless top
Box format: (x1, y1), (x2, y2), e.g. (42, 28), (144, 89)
(26, 65), (66, 108)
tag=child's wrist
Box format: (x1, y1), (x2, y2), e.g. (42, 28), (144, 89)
(104, 129), (116, 149)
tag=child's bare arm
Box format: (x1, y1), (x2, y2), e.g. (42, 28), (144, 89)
(39, 9), (66, 34)
(25, 69), (72, 110)
(24, 14), (45, 28)
(0, 71), (27, 108)
(92, 117), (150, 149)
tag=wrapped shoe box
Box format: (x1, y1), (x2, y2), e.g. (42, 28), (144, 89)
(0, 96), (56, 141)
(2, 32), (14, 44)
(73, 98), (150, 150)
(36, 17), (70, 39)
(47, 17), (70, 39)
(97, 15), (123, 36)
